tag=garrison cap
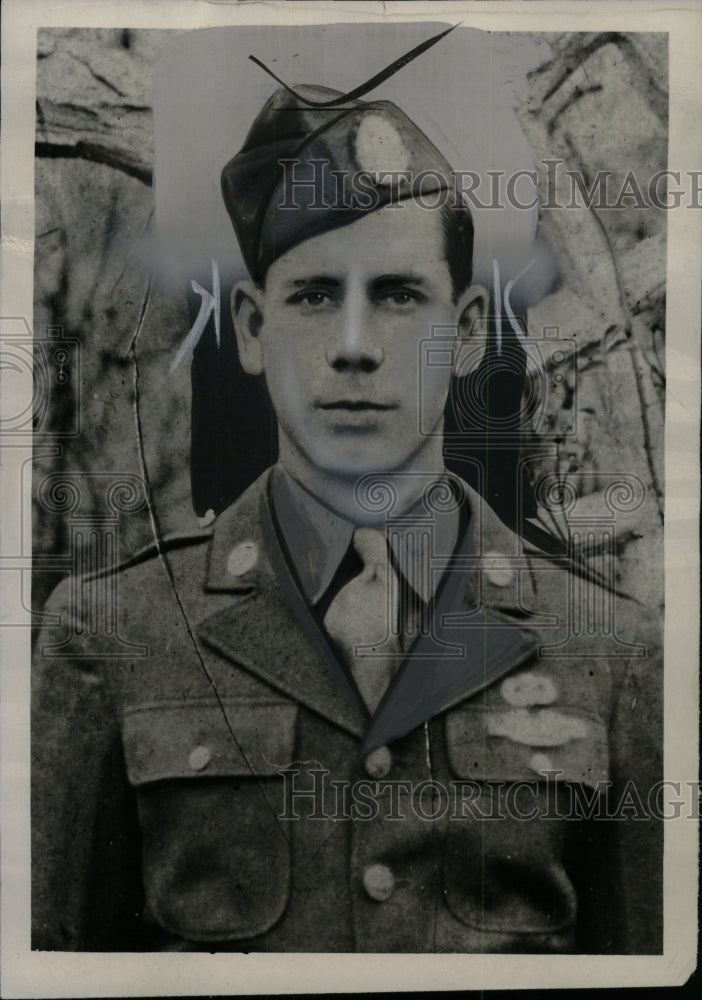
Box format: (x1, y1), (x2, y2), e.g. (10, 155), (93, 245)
(221, 85), (457, 281)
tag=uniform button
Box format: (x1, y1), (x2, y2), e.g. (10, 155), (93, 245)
(196, 508), (215, 529)
(484, 550), (514, 587)
(363, 745), (392, 779)
(362, 863), (395, 902)
(227, 540), (258, 576)
(529, 752), (554, 774)
(188, 745), (212, 771)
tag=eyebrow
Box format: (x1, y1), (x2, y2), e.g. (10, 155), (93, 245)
(290, 275), (343, 288)
(371, 273), (427, 291)
(286, 272), (429, 291)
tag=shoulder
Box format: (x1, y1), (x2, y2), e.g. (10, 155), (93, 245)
(40, 471), (273, 623)
(83, 526), (214, 583)
(82, 469), (273, 585)
(457, 475), (660, 652)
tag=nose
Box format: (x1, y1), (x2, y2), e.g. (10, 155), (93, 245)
(325, 291), (384, 372)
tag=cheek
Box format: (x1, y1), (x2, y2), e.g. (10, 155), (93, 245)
(260, 329), (299, 397)
(259, 329), (322, 421)
(419, 365), (453, 419)
(398, 324), (454, 413)
(265, 325), (334, 399)
(264, 353), (302, 404)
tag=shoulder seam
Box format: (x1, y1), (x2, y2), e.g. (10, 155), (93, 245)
(81, 529), (213, 582)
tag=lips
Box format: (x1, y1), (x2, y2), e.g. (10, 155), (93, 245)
(315, 401), (398, 411)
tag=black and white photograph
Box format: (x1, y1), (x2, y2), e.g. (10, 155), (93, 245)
(1, 0), (699, 994)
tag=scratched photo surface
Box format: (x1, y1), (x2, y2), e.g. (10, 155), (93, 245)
(31, 25), (666, 953)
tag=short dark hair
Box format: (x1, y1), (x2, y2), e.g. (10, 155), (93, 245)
(440, 198), (474, 302)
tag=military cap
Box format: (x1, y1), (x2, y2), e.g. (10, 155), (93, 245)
(221, 85), (457, 281)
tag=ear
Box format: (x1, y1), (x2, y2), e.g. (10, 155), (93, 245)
(453, 284), (488, 377)
(231, 280), (265, 375)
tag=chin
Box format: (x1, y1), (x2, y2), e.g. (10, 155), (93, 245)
(314, 446), (409, 480)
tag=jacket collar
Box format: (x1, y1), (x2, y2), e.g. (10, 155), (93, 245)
(200, 469), (368, 738)
(197, 468), (539, 748)
(270, 465), (459, 606)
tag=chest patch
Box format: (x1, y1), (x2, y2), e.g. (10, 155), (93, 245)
(500, 672), (558, 707)
(487, 707), (589, 747)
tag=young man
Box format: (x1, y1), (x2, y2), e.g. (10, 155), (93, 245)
(32, 85), (662, 953)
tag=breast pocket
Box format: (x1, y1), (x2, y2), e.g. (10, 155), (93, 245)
(446, 701), (610, 789)
(441, 700), (610, 937)
(123, 698), (296, 944)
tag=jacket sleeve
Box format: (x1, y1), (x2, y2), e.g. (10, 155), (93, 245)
(32, 578), (143, 951)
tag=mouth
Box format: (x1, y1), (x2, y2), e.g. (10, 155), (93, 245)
(315, 401), (398, 412)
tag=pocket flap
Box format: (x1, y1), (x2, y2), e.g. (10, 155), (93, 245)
(446, 704), (609, 788)
(123, 698), (297, 785)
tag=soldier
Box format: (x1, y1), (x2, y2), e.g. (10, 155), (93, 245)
(32, 80), (662, 953)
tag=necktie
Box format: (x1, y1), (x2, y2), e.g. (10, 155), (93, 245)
(323, 528), (404, 713)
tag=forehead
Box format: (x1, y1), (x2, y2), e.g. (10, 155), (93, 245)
(266, 201), (449, 284)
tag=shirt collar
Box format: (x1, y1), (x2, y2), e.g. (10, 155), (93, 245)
(271, 465), (460, 606)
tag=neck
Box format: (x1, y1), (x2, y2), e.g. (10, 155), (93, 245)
(278, 433), (446, 526)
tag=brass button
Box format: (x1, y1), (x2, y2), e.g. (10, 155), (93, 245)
(364, 746), (392, 779)
(529, 752), (554, 774)
(483, 551), (514, 587)
(226, 540), (258, 576)
(362, 863), (395, 902)
(188, 745), (212, 771)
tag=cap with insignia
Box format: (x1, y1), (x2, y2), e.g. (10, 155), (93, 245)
(221, 85), (458, 282)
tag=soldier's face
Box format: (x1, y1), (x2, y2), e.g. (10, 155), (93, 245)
(234, 201), (482, 480)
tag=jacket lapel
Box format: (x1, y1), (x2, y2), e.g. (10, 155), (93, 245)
(196, 471), (368, 739)
(196, 469), (542, 750)
(362, 483), (540, 751)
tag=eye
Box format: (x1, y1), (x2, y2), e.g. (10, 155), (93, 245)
(377, 288), (428, 309)
(285, 289), (337, 310)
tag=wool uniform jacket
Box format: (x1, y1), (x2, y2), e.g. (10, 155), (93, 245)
(31, 469), (663, 953)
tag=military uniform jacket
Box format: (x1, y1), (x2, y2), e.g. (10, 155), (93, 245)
(32, 470), (663, 953)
